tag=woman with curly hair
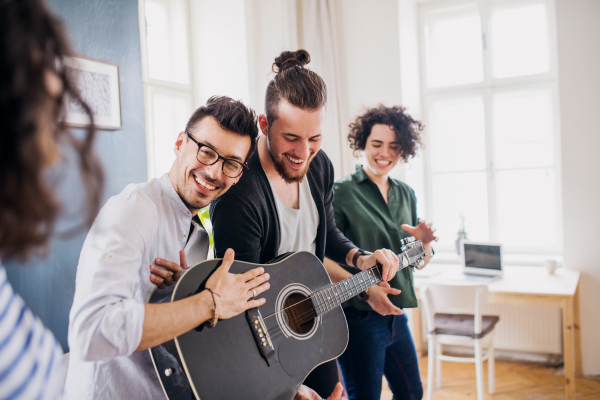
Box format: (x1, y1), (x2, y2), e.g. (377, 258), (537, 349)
(329, 105), (437, 400)
(0, 0), (103, 397)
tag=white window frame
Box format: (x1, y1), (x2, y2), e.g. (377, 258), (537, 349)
(418, 0), (563, 255)
(138, 0), (195, 181)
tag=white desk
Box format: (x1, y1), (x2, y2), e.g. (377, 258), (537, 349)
(413, 264), (582, 400)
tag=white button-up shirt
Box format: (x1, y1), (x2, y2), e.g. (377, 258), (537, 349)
(64, 174), (209, 399)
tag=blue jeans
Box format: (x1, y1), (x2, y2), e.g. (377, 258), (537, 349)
(337, 308), (423, 400)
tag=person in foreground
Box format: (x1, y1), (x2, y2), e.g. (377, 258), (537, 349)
(64, 96), (269, 399)
(0, 0), (104, 398)
(208, 50), (400, 398)
(330, 105), (438, 400)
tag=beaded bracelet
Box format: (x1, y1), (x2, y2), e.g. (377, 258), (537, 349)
(204, 288), (220, 328)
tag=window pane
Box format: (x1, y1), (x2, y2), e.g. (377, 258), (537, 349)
(431, 172), (489, 250)
(493, 88), (554, 169)
(492, 3), (550, 78)
(425, 5), (483, 87)
(404, 153), (427, 220)
(150, 92), (191, 178)
(496, 169), (558, 249)
(429, 96), (486, 172)
(145, 0), (189, 84)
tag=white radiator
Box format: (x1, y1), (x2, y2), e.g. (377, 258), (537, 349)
(408, 303), (562, 355)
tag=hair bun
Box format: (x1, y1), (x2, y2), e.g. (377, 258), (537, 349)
(272, 49), (311, 73)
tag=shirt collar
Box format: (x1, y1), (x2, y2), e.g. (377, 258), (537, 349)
(157, 173), (196, 218)
(354, 164), (398, 186)
(354, 164), (370, 183)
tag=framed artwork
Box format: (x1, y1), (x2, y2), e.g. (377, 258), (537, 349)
(63, 55), (122, 130)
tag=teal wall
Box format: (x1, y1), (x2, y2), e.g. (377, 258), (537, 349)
(5, 0), (147, 351)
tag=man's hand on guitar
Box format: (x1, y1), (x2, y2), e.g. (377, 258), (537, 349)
(367, 282), (404, 316)
(356, 248), (400, 282)
(294, 382), (346, 400)
(149, 250), (189, 289)
(205, 248), (270, 319)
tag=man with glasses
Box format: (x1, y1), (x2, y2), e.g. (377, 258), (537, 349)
(64, 96), (270, 399)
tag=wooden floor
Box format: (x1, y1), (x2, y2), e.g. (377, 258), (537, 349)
(381, 356), (600, 400)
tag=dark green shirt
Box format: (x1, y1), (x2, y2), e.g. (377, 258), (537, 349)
(333, 165), (419, 310)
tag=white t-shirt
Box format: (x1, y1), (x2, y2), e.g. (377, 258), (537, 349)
(267, 177), (320, 256)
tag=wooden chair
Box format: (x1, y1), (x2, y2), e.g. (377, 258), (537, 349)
(421, 283), (500, 400)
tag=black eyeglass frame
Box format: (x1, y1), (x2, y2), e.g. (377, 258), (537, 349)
(185, 131), (249, 178)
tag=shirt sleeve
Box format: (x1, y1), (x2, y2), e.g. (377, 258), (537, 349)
(332, 184), (348, 234)
(67, 194), (152, 362)
(0, 265), (65, 400)
(210, 194), (262, 263)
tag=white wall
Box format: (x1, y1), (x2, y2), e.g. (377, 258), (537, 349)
(555, 0), (600, 375)
(245, 0), (298, 115)
(336, 0), (403, 119)
(335, 0), (404, 177)
(243, 0), (404, 179)
(190, 0), (250, 107)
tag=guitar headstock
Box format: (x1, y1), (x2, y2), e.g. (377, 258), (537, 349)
(399, 236), (427, 270)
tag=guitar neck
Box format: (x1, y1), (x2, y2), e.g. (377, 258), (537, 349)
(311, 239), (426, 316)
(310, 266), (380, 316)
(311, 258), (414, 317)
(310, 239), (426, 316)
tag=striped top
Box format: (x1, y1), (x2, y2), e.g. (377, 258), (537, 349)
(0, 262), (64, 399)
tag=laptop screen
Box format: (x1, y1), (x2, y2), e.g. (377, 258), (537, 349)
(463, 243), (502, 271)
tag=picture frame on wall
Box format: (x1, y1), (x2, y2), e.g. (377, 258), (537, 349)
(63, 55), (122, 130)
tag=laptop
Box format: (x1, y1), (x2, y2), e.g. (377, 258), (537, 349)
(447, 241), (504, 283)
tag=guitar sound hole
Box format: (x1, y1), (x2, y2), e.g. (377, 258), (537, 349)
(283, 293), (315, 335)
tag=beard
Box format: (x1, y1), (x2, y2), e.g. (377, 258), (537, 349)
(270, 151), (313, 184)
(177, 170), (225, 210)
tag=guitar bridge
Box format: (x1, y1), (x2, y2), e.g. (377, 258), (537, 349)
(246, 308), (278, 366)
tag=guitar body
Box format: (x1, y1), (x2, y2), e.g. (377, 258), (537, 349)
(149, 252), (348, 400)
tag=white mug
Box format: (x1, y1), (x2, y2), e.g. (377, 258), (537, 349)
(544, 259), (558, 274)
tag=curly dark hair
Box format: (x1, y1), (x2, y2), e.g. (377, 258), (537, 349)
(0, 0), (104, 260)
(348, 105), (424, 162)
(265, 49), (327, 127)
(186, 95), (259, 162)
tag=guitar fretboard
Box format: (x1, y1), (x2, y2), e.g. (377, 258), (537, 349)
(309, 240), (424, 317)
(311, 266), (382, 316)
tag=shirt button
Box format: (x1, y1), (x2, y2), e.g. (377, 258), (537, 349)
(183, 234), (187, 238)
(186, 211), (190, 215)
(107, 254), (113, 259)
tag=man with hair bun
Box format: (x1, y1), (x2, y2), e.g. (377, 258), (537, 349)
(208, 50), (400, 400)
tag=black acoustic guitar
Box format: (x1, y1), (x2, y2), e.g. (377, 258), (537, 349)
(149, 237), (426, 400)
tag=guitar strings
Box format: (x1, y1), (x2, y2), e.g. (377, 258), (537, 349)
(261, 259), (417, 322)
(263, 276), (378, 341)
(267, 291), (370, 341)
(266, 281), (371, 336)
(265, 275), (382, 341)
(261, 264), (382, 322)
(266, 276), (381, 341)
(262, 261), (418, 341)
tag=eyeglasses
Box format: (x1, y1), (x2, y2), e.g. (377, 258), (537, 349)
(185, 132), (248, 178)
